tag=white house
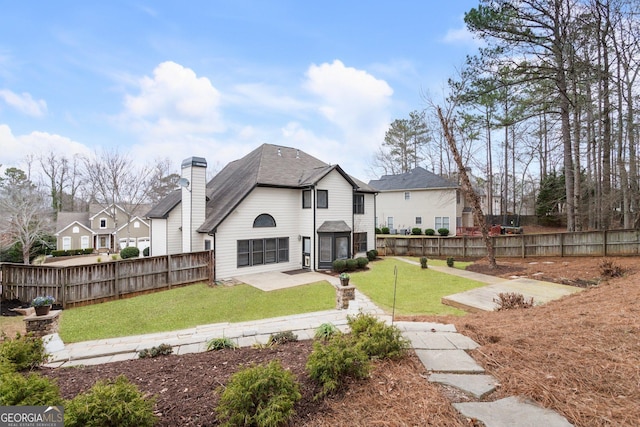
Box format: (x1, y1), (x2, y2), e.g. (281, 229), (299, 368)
(146, 144), (377, 280)
(368, 167), (466, 235)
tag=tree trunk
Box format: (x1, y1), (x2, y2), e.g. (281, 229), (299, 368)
(438, 107), (497, 268)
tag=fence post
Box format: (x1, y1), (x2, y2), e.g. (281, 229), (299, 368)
(521, 234), (525, 258)
(603, 230), (607, 256)
(208, 250), (215, 286)
(560, 233), (565, 257)
(114, 262), (120, 300)
(462, 236), (467, 258)
(167, 254), (172, 289)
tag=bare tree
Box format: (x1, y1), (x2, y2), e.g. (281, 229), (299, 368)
(82, 149), (153, 251)
(437, 107), (497, 269)
(0, 168), (54, 264)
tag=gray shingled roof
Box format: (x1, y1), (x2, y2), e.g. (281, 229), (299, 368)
(368, 167), (458, 191)
(146, 144), (372, 233)
(56, 212), (90, 234)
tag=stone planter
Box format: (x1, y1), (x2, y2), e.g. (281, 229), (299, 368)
(34, 305), (51, 316)
(340, 278), (350, 286)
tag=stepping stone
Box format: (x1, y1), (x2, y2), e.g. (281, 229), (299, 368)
(429, 373), (497, 399)
(403, 332), (457, 350)
(453, 396), (573, 427)
(415, 349), (485, 373)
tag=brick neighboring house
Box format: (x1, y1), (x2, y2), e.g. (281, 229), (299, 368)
(55, 203), (151, 253)
(147, 144), (377, 280)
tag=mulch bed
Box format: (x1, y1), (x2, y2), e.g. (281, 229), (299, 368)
(27, 256), (640, 425)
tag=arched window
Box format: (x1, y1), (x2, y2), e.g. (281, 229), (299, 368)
(253, 214), (276, 228)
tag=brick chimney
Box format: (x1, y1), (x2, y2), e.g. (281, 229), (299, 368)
(181, 157), (207, 252)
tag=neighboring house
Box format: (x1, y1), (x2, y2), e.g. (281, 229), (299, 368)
(55, 203), (151, 253)
(368, 167), (468, 235)
(147, 144), (377, 280)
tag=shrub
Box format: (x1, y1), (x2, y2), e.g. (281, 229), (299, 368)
(347, 313), (409, 360)
(0, 333), (48, 372)
(142, 246), (150, 257)
(375, 227), (382, 234)
(138, 343), (173, 359)
(332, 259), (347, 272)
(420, 257), (428, 268)
(345, 258), (358, 271)
(315, 323), (339, 341)
(216, 360), (301, 427)
(0, 372), (62, 406)
(411, 227), (422, 235)
(599, 259), (624, 278)
(437, 228), (449, 236)
(65, 375), (157, 427)
(268, 331), (298, 346)
(120, 246), (139, 259)
(381, 227), (390, 234)
(446, 257), (455, 267)
(425, 228), (435, 236)
(306, 334), (370, 399)
(366, 250), (376, 261)
(356, 257), (369, 268)
(83, 248), (94, 255)
(493, 292), (535, 311)
(206, 337), (237, 351)
(111, 254), (119, 261)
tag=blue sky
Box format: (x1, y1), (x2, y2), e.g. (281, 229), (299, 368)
(0, 1), (482, 182)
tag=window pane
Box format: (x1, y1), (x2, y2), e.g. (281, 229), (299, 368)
(319, 236), (332, 262)
(317, 190), (328, 208)
(336, 236), (349, 259)
(416, 217), (422, 225)
(353, 194), (364, 214)
(265, 239), (277, 263)
(404, 192), (410, 200)
(302, 190), (311, 208)
(252, 239), (264, 265)
(253, 214), (276, 227)
(278, 237), (289, 262)
(237, 240), (250, 267)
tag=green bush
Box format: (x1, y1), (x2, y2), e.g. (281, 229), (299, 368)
(0, 333), (48, 372)
(64, 375), (156, 427)
(306, 334), (370, 399)
(83, 248), (94, 255)
(138, 343), (173, 358)
(332, 259), (347, 272)
(206, 337), (238, 351)
(268, 331), (298, 346)
(425, 228), (435, 236)
(120, 246), (140, 259)
(345, 258), (358, 271)
(356, 257), (369, 268)
(438, 228), (450, 236)
(446, 257), (455, 267)
(375, 227), (382, 234)
(216, 360), (301, 427)
(347, 313), (409, 360)
(0, 372), (62, 406)
(366, 250), (377, 261)
(314, 323), (339, 341)
(420, 256), (428, 268)
(381, 227), (390, 234)
(411, 227), (422, 235)
(143, 246), (150, 257)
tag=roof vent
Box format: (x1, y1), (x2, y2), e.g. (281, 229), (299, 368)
(278, 148), (281, 156)
(296, 149), (300, 159)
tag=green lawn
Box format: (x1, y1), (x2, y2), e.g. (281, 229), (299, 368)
(350, 258), (485, 316)
(59, 282), (335, 343)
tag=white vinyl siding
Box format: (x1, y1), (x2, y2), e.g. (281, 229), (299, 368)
(167, 203), (183, 254)
(376, 188), (457, 236)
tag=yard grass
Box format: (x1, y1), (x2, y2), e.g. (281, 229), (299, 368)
(0, 316), (25, 338)
(59, 281), (335, 343)
(351, 258), (484, 316)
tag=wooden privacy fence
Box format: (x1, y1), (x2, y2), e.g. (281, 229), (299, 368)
(0, 251), (214, 308)
(376, 229), (640, 258)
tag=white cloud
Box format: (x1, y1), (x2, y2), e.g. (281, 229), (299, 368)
(0, 89), (47, 117)
(122, 61), (225, 138)
(442, 25), (483, 47)
(0, 124), (90, 171)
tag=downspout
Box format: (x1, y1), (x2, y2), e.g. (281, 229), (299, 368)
(212, 232), (216, 282)
(312, 185), (316, 271)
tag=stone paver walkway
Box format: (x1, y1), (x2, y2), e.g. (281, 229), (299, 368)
(43, 264), (575, 426)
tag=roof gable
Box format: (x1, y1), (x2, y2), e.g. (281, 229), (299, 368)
(368, 167), (457, 191)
